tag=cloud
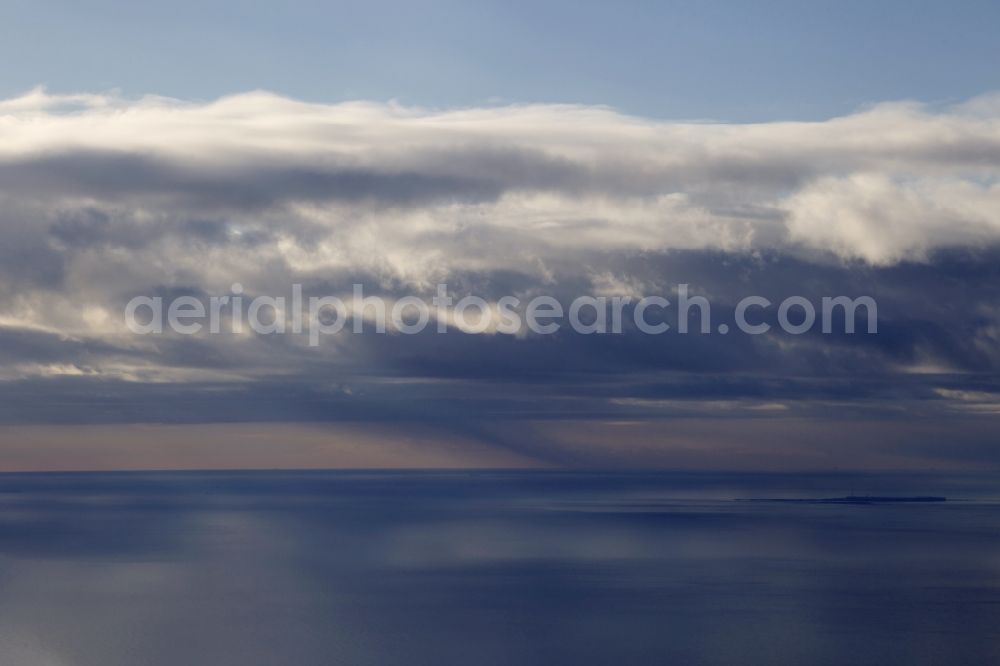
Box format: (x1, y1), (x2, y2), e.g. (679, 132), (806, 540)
(1, 88), (999, 468)
(2, 88), (999, 268)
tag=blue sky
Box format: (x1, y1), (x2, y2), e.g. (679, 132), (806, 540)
(4, 0), (1000, 120)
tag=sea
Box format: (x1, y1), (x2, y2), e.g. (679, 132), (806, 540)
(0, 470), (997, 665)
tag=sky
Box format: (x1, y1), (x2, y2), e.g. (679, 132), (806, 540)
(4, 0), (1000, 120)
(1, 1), (999, 470)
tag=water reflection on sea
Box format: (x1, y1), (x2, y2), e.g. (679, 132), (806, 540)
(0, 471), (997, 665)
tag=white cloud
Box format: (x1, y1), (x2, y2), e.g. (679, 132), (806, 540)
(1, 88), (997, 274)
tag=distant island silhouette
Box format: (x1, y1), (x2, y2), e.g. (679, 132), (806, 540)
(740, 496), (947, 505)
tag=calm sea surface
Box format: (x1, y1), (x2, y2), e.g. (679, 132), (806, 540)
(0, 471), (998, 665)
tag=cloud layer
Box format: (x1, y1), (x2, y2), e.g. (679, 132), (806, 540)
(2, 88), (999, 468)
